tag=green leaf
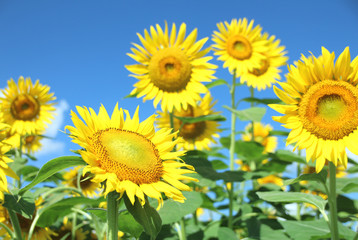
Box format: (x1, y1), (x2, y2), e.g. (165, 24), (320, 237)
(235, 140), (265, 161)
(283, 171), (328, 186)
(183, 150), (245, 182)
(124, 195), (161, 240)
(123, 91), (139, 99)
(205, 79), (229, 89)
(336, 177), (358, 193)
(203, 221), (221, 240)
(280, 219), (356, 240)
(257, 191), (327, 212)
(158, 191), (203, 224)
(119, 211), (144, 238)
(174, 114), (226, 123)
(87, 208), (107, 222)
(19, 156), (86, 195)
(269, 130), (289, 136)
(37, 197), (103, 227)
(240, 97), (282, 105)
(223, 106), (266, 122)
(270, 150), (306, 164)
(3, 190), (35, 219)
(218, 227), (238, 240)
(211, 159), (228, 170)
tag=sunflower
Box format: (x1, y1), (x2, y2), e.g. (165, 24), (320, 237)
(21, 132), (44, 154)
(300, 189), (328, 209)
(0, 124), (18, 203)
(126, 22), (217, 112)
(240, 32), (288, 90)
(63, 166), (101, 197)
(0, 76), (56, 135)
(257, 175), (284, 188)
(52, 217), (88, 240)
(66, 104), (197, 208)
(242, 122), (278, 153)
(156, 93), (221, 150)
(212, 18), (269, 76)
(270, 47), (358, 172)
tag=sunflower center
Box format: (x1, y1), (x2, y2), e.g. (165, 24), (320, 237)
(299, 80), (358, 140)
(226, 35), (252, 60)
(10, 94), (40, 120)
(92, 128), (163, 184)
(25, 135), (36, 145)
(180, 121), (206, 140)
(250, 58), (269, 76)
(148, 47), (192, 92)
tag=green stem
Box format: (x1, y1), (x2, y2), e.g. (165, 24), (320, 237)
(107, 191), (119, 240)
(72, 212), (77, 240)
(228, 70), (237, 229)
(8, 210), (23, 240)
(179, 218), (187, 240)
(328, 162), (339, 240)
(249, 87), (255, 142)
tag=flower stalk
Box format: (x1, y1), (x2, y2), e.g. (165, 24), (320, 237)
(107, 191), (120, 240)
(228, 70), (237, 229)
(8, 209), (23, 240)
(328, 162), (339, 240)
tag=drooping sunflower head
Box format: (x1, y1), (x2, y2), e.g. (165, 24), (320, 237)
(242, 122), (278, 153)
(212, 18), (269, 76)
(126, 22), (217, 112)
(0, 77), (56, 135)
(270, 47), (358, 172)
(66, 104), (197, 208)
(63, 166), (101, 197)
(156, 93), (221, 150)
(240, 32), (288, 90)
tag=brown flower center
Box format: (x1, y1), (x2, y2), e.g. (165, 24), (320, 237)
(226, 35), (252, 60)
(11, 94), (40, 120)
(148, 47), (192, 92)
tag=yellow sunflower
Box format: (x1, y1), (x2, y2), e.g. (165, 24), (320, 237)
(63, 166), (101, 197)
(301, 189), (328, 209)
(242, 122), (278, 153)
(21, 132), (43, 154)
(0, 76), (56, 135)
(66, 104), (197, 208)
(126, 22), (217, 112)
(270, 47), (358, 172)
(257, 175), (284, 189)
(52, 217), (88, 240)
(212, 18), (269, 76)
(240, 32), (288, 90)
(156, 93), (221, 150)
(0, 124), (18, 203)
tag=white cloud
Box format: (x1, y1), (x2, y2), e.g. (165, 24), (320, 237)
(36, 99), (69, 157)
(44, 100), (70, 138)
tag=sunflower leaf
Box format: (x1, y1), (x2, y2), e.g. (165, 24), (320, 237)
(256, 191), (327, 212)
(223, 106), (266, 122)
(173, 114), (226, 123)
(205, 79), (230, 89)
(19, 156), (86, 195)
(3, 190), (35, 219)
(240, 97), (283, 105)
(118, 211), (144, 238)
(283, 171), (328, 186)
(124, 195), (161, 240)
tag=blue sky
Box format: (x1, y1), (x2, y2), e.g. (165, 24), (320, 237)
(1, 0), (358, 165)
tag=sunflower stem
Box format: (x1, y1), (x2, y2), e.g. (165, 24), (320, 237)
(249, 87), (255, 142)
(179, 218), (187, 240)
(107, 191), (119, 240)
(8, 209), (23, 240)
(228, 70), (237, 229)
(328, 162), (339, 240)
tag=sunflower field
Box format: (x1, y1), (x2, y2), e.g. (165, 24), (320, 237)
(1, 2), (358, 240)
